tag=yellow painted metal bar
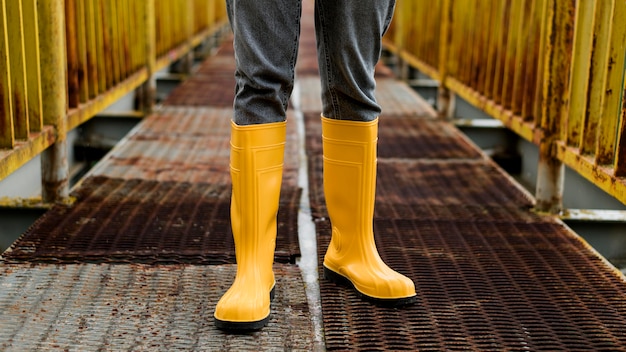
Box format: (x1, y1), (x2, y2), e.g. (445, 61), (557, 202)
(501, 0), (523, 110)
(540, 0), (575, 138)
(566, 0), (596, 148)
(520, 0), (544, 122)
(119, 0), (130, 77)
(437, 0), (453, 118)
(531, 0), (549, 127)
(6, 1), (30, 140)
(474, 0), (491, 95)
(22, 0), (43, 133)
(65, 0), (80, 108)
(109, 0), (121, 85)
(0, 0), (14, 149)
(39, 0), (70, 202)
(94, 0), (107, 95)
(75, 0), (89, 104)
(597, 0), (626, 167)
(556, 142), (626, 206)
(84, 0), (98, 99)
(0, 127), (56, 181)
(482, 1), (499, 100)
(142, 0), (157, 114)
(67, 69), (149, 131)
(581, 0), (613, 156)
(510, 0), (535, 116)
(616, 84), (626, 176)
(447, 76), (542, 144)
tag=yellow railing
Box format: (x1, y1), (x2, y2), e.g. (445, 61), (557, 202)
(386, 0), (626, 212)
(0, 0), (227, 204)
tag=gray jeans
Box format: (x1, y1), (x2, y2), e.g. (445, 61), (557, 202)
(226, 0), (396, 125)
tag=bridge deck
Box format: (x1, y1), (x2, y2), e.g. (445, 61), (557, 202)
(1, 2), (626, 351)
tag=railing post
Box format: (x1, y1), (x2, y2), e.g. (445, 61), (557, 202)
(39, 0), (69, 203)
(438, 0), (455, 120)
(0, 0), (15, 150)
(141, 0), (156, 115)
(535, 0), (575, 214)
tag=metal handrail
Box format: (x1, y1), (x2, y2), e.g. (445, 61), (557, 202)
(0, 0), (227, 204)
(386, 0), (626, 211)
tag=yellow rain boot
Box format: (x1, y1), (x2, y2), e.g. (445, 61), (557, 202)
(214, 120), (286, 331)
(322, 116), (417, 306)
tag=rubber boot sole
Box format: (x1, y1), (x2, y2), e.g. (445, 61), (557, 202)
(214, 287), (275, 332)
(324, 266), (417, 307)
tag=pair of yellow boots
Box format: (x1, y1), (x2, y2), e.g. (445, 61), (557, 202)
(214, 117), (416, 331)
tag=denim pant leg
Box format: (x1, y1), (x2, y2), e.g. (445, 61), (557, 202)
(315, 0), (396, 122)
(226, 0), (302, 125)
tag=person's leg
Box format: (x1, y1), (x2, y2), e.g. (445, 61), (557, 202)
(214, 0), (301, 331)
(316, 0), (416, 306)
(315, 0), (395, 121)
(227, 0), (302, 125)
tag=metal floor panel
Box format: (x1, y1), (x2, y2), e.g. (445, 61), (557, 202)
(307, 157), (534, 219)
(297, 77), (437, 117)
(3, 176), (300, 264)
(90, 106), (300, 189)
(315, 216), (626, 351)
(304, 112), (482, 160)
(163, 41), (237, 107)
(0, 263), (314, 351)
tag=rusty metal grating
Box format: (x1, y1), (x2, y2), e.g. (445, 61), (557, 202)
(3, 176), (301, 264)
(164, 40), (238, 107)
(92, 107), (300, 189)
(0, 263), (314, 351)
(304, 112), (482, 160)
(315, 216), (626, 351)
(162, 73), (236, 107)
(306, 155), (534, 219)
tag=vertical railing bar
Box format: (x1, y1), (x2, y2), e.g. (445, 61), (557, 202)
(566, 0), (596, 149)
(520, 0), (542, 122)
(535, 0), (575, 214)
(492, 1), (511, 105)
(475, 0), (491, 95)
(39, 0), (69, 203)
(501, 0), (522, 110)
(141, 0), (156, 115)
(0, 0), (15, 149)
(22, 0), (43, 133)
(108, 0), (120, 85)
(511, 0), (535, 116)
(615, 81), (626, 176)
(437, 0), (453, 120)
(94, 0), (106, 95)
(582, 0), (614, 156)
(65, 0), (79, 108)
(7, 1), (30, 140)
(118, 0), (130, 77)
(483, 1), (499, 100)
(597, 0), (626, 166)
(532, 0), (549, 127)
(468, 1), (482, 88)
(84, 0), (98, 99)
(75, 0), (89, 104)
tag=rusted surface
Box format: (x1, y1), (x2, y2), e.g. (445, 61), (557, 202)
(307, 157), (534, 220)
(305, 110), (528, 218)
(90, 106), (299, 189)
(298, 77), (437, 117)
(163, 41), (236, 107)
(315, 214), (626, 350)
(3, 176), (301, 264)
(0, 263), (314, 351)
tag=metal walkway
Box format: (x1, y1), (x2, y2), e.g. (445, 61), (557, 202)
(2, 2), (626, 351)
